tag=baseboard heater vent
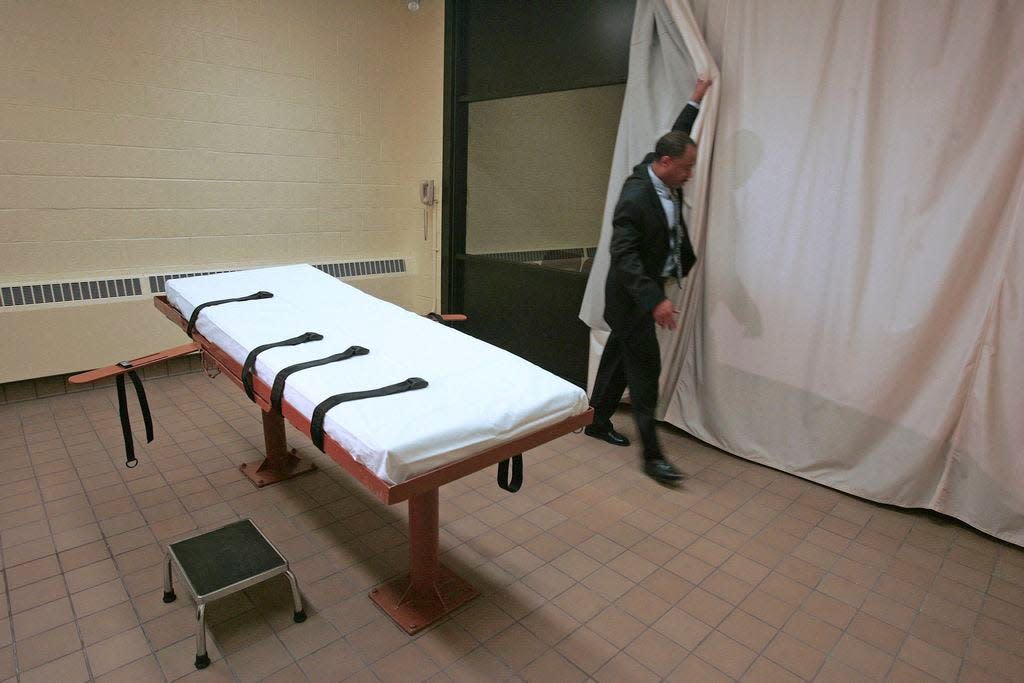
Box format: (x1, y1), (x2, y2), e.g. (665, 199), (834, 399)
(148, 259), (407, 294)
(2, 259), (409, 308)
(148, 271), (232, 295)
(1, 278), (143, 308)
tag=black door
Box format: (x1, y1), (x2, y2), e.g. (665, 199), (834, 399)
(442, 0), (635, 387)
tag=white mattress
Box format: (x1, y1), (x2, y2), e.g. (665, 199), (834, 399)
(166, 265), (589, 484)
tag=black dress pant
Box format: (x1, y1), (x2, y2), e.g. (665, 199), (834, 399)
(590, 318), (662, 460)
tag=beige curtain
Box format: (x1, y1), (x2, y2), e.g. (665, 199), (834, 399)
(583, 0), (1024, 546)
(579, 0), (719, 390)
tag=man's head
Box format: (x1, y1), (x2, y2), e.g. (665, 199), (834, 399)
(651, 131), (697, 189)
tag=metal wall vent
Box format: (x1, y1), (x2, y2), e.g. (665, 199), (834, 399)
(1, 278), (142, 308)
(149, 260), (408, 293)
(2, 260), (407, 307)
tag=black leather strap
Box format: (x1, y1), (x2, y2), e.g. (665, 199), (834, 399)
(269, 346), (370, 413)
(241, 332), (324, 401)
(310, 377), (428, 451)
(115, 369), (153, 468)
(185, 290), (273, 337)
(425, 312), (445, 324)
(497, 454), (524, 493)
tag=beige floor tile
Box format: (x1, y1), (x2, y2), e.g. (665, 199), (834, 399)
(742, 656), (805, 683)
(957, 662), (1013, 683)
(694, 630), (758, 679)
(760, 571), (813, 606)
(0, 644), (13, 680)
(66, 558), (120, 593)
(594, 651), (660, 683)
(764, 632), (826, 679)
(3, 537), (57, 568)
(614, 584), (671, 624)
(94, 654), (165, 683)
(817, 572), (869, 608)
(702, 568), (756, 605)
(1, 519), (51, 548)
(445, 647), (513, 682)
(371, 642), (442, 682)
(297, 638), (364, 683)
(740, 588), (796, 629)
(224, 634), (294, 683)
(10, 577), (69, 614)
(77, 601), (140, 646)
(12, 597), (75, 641)
(554, 625), (618, 675)
(965, 637), (1024, 679)
(53, 523), (103, 552)
(862, 590), (918, 630)
(18, 650), (91, 683)
(665, 654), (734, 682)
(782, 610), (842, 653)
(718, 608), (778, 653)
(909, 613), (970, 657)
(626, 628), (688, 677)
(973, 614), (1024, 654)
(58, 540), (110, 571)
(156, 636), (223, 681)
(4, 555), (62, 590)
(85, 627), (150, 677)
(520, 563), (575, 599)
(831, 633), (895, 679)
(15, 621), (81, 670)
(815, 657), (877, 682)
(897, 636), (961, 683)
(70, 578), (130, 617)
(414, 620), (478, 669)
(607, 549), (658, 582)
(346, 616), (410, 663)
(589, 604), (646, 649)
(519, 649), (586, 683)
(581, 565), (634, 602)
(802, 590), (856, 629)
(176, 663), (234, 683)
(258, 662), (310, 683)
(847, 611), (908, 655)
(551, 583), (609, 622)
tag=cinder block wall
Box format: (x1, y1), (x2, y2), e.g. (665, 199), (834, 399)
(0, 0), (443, 383)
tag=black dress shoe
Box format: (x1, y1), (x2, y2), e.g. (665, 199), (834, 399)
(583, 425), (631, 447)
(644, 457), (685, 484)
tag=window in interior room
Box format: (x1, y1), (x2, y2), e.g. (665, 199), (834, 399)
(465, 84), (625, 274)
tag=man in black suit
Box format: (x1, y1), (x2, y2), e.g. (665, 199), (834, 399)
(586, 79), (709, 484)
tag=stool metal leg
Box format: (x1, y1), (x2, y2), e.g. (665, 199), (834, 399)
(284, 569), (306, 622)
(194, 603), (210, 669)
(163, 552), (176, 603)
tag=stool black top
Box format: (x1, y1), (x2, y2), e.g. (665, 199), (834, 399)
(169, 519), (285, 598)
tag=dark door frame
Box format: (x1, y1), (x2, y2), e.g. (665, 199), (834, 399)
(441, 0), (635, 385)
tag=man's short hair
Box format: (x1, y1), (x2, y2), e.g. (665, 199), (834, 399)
(655, 131), (696, 160)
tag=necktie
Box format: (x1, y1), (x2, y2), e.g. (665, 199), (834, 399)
(670, 190), (683, 279)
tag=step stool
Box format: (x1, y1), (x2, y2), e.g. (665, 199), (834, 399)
(162, 518), (307, 669)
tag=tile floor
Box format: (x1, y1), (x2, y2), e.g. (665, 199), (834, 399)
(0, 371), (1022, 682)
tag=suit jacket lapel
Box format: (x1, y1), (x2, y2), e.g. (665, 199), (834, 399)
(642, 171), (671, 255)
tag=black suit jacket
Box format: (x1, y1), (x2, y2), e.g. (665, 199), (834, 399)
(603, 104), (699, 332)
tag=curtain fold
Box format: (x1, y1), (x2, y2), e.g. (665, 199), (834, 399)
(583, 0), (1024, 546)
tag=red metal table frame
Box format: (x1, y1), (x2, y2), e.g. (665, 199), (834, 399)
(154, 295), (593, 633)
